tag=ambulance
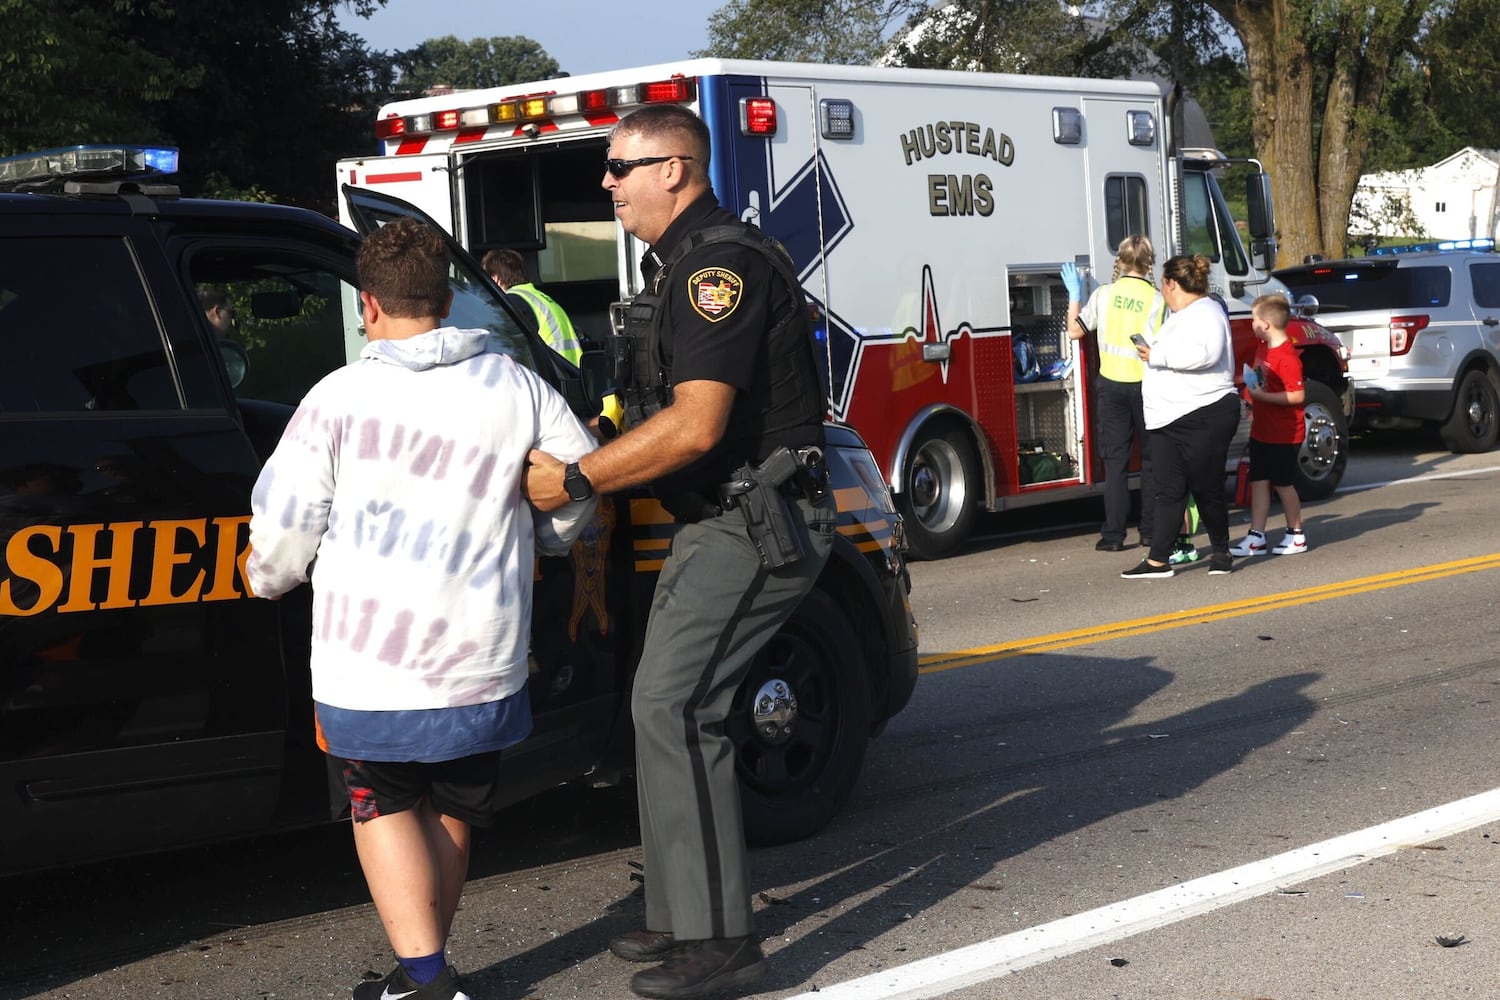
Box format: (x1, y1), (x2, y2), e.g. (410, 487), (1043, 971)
(338, 59), (1350, 559)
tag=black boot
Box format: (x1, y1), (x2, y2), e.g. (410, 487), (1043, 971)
(611, 929), (681, 963)
(629, 936), (767, 999)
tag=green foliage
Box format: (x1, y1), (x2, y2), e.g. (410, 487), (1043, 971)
(888, 0), (1136, 77)
(0, 0), (394, 212)
(0, 0), (197, 152)
(395, 35), (559, 91)
(697, 0), (926, 64)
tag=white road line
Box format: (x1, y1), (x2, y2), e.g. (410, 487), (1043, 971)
(1340, 462), (1500, 494)
(785, 786), (1500, 1000)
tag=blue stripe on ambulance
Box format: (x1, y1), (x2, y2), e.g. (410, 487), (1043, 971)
(701, 74), (862, 417)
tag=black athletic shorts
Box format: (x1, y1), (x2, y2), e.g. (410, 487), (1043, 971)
(1247, 438), (1299, 488)
(327, 751), (503, 827)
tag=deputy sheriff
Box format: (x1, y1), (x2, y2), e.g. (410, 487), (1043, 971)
(1063, 235), (1167, 552)
(524, 104), (831, 999)
(482, 248), (584, 366)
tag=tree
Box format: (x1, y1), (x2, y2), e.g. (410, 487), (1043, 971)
(1197, 0), (1436, 264)
(0, 1), (394, 213)
(394, 35), (559, 92)
(886, 0), (1146, 78)
(697, 0), (925, 64)
(0, 0), (197, 152)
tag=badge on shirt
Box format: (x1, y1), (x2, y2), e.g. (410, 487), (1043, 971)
(687, 266), (743, 322)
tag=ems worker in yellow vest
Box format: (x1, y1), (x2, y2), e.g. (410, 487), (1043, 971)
(1063, 235), (1168, 552)
(482, 248), (584, 366)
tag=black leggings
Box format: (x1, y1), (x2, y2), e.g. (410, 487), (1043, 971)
(1146, 393), (1241, 563)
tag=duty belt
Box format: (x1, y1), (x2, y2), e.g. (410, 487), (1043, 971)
(659, 446), (827, 524)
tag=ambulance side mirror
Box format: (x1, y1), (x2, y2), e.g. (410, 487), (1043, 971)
(1246, 172), (1274, 241)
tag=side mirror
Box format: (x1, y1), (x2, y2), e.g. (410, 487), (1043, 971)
(219, 339), (248, 389)
(1291, 293), (1320, 319)
(1246, 172), (1275, 241)
(251, 290), (303, 320)
(1250, 237), (1278, 273)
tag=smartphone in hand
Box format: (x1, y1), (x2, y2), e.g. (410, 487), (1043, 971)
(1130, 333), (1149, 349)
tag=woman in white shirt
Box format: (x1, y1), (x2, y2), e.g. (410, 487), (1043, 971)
(1122, 254), (1241, 579)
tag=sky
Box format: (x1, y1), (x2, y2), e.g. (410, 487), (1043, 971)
(337, 0), (726, 76)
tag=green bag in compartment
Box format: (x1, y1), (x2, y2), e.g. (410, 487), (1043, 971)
(1019, 451), (1068, 484)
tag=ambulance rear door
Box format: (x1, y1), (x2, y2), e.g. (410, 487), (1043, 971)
(336, 152), (456, 236)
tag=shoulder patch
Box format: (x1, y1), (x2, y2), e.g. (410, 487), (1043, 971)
(686, 266), (744, 323)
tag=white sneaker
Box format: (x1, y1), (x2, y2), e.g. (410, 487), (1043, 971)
(1228, 530), (1267, 557)
(1272, 531), (1307, 555)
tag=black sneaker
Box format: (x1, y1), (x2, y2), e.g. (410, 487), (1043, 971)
(1208, 553), (1233, 575)
(353, 965), (469, 1000)
(1121, 559), (1173, 579)
(629, 936), (767, 999)
(1095, 537), (1126, 551)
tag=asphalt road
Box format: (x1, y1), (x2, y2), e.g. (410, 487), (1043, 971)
(6, 429), (1500, 1000)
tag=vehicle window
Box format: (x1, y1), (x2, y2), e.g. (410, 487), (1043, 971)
(445, 262), (541, 371)
(1104, 174), (1150, 252)
(1278, 265), (1451, 311)
(1179, 171), (1218, 261)
(0, 236), (180, 413)
(1470, 261), (1500, 309)
(190, 251), (359, 406)
(344, 195), (542, 372)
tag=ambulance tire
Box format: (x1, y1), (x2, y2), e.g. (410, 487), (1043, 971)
(1292, 380), (1348, 500)
(733, 589), (872, 846)
(897, 424), (980, 561)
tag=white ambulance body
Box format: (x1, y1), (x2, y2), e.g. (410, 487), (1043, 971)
(338, 59), (1335, 559)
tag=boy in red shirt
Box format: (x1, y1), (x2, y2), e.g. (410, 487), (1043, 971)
(1230, 294), (1308, 556)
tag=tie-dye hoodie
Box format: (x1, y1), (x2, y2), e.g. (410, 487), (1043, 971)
(246, 328), (597, 758)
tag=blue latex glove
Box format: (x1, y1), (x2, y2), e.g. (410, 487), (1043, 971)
(1061, 262), (1084, 303)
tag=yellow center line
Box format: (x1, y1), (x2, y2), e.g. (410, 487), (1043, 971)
(919, 553), (1500, 674)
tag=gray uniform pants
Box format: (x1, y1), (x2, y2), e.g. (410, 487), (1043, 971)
(632, 493), (835, 941)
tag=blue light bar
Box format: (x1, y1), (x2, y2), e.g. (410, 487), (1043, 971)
(0, 144), (180, 186)
(1369, 237), (1496, 256)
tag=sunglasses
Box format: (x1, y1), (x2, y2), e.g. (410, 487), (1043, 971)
(605, 155), (693, 179)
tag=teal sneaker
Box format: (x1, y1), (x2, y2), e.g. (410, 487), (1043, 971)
(1168, 536), (1199, 565)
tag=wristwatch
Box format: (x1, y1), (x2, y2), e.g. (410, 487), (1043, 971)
(563, 461), (594, 502)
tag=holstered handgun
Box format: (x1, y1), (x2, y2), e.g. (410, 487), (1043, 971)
(721, 446), (808, 569)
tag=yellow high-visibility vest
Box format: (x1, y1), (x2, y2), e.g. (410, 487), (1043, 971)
(510, 283), (582, 366)
(1096, 276), (1166, 383)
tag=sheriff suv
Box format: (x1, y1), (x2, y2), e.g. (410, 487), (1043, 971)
(0, 146), (918, 876)
(1274, 238), (1500, 452)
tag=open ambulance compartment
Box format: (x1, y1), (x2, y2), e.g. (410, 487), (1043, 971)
(455, 137), (622, 347)
(1007, 268), (1081, 486)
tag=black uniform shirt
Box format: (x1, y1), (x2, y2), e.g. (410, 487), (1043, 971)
(642, 192), (824, 498)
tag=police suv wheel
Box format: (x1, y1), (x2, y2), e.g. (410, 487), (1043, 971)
(1292, 380), (1348, 500)
(1441, 369), (1500, 453)
(731, 589), (872, 846)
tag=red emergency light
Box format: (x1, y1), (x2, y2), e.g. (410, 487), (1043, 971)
(374, 117), (406, 141)
(740, 97), (777, 137)
(641, 77), (693, 103)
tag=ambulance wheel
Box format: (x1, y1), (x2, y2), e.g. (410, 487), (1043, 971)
(897, 424), (979, 560)
(733, 589), (872, 846)
(1292, 380), (1348, 500)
